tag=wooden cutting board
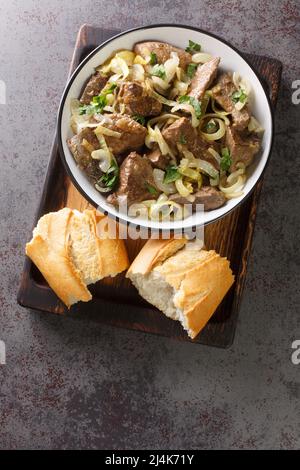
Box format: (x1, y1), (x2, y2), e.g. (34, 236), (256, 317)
(17, 24), (282, 348)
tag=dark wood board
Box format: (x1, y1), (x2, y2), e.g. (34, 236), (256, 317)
(17, 24), (282, 348)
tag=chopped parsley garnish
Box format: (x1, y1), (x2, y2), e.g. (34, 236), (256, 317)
(231, 88), (248, 104)
(79, 83), (117, 115)
(179, 134), (187, 144)
(185, 40), (201, 54)
(149, 51), (158, 65)
(103, 82), (117, 95)
(79, 94), (107, 115)
(132, 114), (146, 126)
(220, 147), (232, 172)
(178, 95), (202, 119)
(97, 160), (119, 190)
(151, 64), (166, 80)
(164, 165), (181, 184)
(187, 63), (198, 78)
(145, 182), (158, 195)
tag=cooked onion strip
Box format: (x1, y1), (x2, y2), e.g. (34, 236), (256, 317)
(145, 79), (177, 107)
(148, 113), (180, 128)
(149, 198), (184, 221)
(93, 134), (114, 172)
(201, 118), (226, 141)
(151, 76), (170, 91)
(94, 125), (121, 138)
(164, 52), (180, 83)
(207, 147), (221, 164)
(95, 184), (111, 193)
(175, 178), (193, 197)
(91, 149), (112, 172)
(153, 169), (176, 195)
(145, 124), (175, 158)
(195, 159), (219, 179)
(220, 175), (246, 194)
(192, 53), (213, 63)
(171, 103), (200, 127)
(200, 113), (230, 126)
(220, 163), (246, 199)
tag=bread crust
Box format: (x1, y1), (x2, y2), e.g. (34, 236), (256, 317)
(88, 210), (129, 278)
(173, 255), (234, 338)
(126, 237), (187, 276)
(25, 208), (92, 308)
(127, 239), (234, 339)
(25, 208), (129, 308)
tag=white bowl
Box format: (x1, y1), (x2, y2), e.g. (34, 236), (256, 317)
(58, 24), (273, 232)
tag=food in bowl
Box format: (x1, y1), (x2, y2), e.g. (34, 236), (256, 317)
(67, 39), (264, 221)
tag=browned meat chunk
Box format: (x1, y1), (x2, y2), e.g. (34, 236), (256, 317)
(67, 128), (102, 180)
(145, 146), (170, 170)
(118, 82), (162, 116)
(134, 41), (192, 70)
(188, 57), (220, 101)
(96, 114), (147, 156)
(162, 117), (206, 156)
(80, 71), (108, 105)
(225, 126), (261, 171)
(211, 73), (235, 111)
(162, 117), (219, 169)
(231, 107), (251, 132)
(170, 187), (226, 211)
(211, 73), (250, 131)
(107, 152), (159, 207)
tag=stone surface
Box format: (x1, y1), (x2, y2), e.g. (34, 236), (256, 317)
(0, 0), (300, 450)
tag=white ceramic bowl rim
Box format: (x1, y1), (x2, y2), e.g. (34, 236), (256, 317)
(57, 23), (274, 232)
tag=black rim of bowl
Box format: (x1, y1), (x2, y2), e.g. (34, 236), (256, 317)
(57, 23), (274, 233)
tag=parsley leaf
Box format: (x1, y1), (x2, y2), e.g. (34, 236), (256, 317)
(220, 148), (232, 172)
(231, 88), (248, 104)
(97, 160), (119, 190)
(145, 182), (158, 195)
(185, 40), (201, 54)
(178, 95), (202, 119)
(179, 134), (187, 144)
(132, 114), (146, 126)
(102, 82), (117, 95)
(187, 63), (198, 78)
(164, 165), (181, 184)
(151, 64), (166, 80)
(149, 51), (157, 65)
(78, 83), (117, 115)
(79, 94), (107, 115)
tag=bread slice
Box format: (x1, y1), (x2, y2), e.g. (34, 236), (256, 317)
(67, 210), (103, 285)
(26, 208), (92, 308)
(26, 208), (129, 308)
(127, 237), (188, 275)
(127, 239), (234, 339)
(89, 210), (129, 278)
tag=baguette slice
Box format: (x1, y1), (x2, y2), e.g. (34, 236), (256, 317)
(127, 239), (234, 339)
(26, 208), (129, 308)
(26, 208), (92, 308)
(127, 237), (187, 275)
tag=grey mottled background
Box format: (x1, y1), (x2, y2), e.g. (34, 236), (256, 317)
(0, 0), (300, 450)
